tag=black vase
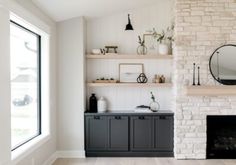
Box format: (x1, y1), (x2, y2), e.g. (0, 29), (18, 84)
(89, 93), (97, 113)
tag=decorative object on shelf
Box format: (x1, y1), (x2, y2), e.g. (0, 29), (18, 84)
(93, 77), (118, 83)
(137, 73), (148, 83)
(153, 75), (161, 83)
(160, 75), (166, 83)
(149, 25), (174, 55)
(100, 48), (106, 55)
(197, 66), (201, 86)
(143, 34), (156, 54)
(125, 14), (134, 31)
(97, 97), (107, 113)
(209, 44), (236, 85)
(92, 49), (101, 55)
(119, 63), (144, 82)
(137, 35), (147, 55)
(153, 74), (166, 83)
(192, 63), (196, 86)
(149, 92), (160, 112)
(105, 46), (118, 53)
(89, 93), (97, 113)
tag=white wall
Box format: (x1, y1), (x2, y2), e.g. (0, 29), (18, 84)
(57, 17), (86, 154)
(0, 6), (11, 165)
(0, 0), (57, 164)
(87, 0), (173, 54)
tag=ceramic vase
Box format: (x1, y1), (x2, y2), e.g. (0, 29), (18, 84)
(98, 97), (107, 112)
(158, 43), (169, 55)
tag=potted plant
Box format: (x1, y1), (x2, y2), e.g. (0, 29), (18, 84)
(150, 25), (174, 55)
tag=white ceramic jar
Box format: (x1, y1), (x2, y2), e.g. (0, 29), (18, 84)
(97, 97), (107, 112)
(158, 43), (169, 55)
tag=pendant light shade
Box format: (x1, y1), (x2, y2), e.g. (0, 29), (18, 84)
(125, 14), (134, 31)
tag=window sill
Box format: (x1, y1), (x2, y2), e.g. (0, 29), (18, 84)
(11, 134), (50, 164)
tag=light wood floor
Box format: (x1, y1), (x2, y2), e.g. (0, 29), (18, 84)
(53, 158), (236, 165)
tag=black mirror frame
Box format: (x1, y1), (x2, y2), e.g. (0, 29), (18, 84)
(209, 44), (236, 85)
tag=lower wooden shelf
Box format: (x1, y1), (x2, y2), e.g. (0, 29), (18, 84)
(87, 82), (172, 87)
(186, 85), (236, 96)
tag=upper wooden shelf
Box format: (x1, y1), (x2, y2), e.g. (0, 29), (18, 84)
(87, 82), (173, 87)
(186, 85), (236, 96)
(86, 54), (173, 59)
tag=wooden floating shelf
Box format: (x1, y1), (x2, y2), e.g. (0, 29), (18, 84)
(186, 85), (236, 96)
(87, 83), (173, 87)
(86, 54), (173, 59)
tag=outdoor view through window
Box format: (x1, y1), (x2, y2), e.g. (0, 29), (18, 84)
(10, 21), (41, 150)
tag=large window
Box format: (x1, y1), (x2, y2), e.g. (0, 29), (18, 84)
(10, 20), (41, 150)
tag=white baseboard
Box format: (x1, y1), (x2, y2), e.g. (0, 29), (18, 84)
(56, 150), (85, 158)
(42, 152), (58, 165)
(43, 150), (85, 165)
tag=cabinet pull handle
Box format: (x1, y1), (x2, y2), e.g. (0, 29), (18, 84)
(160, 116), (166, 120)
(115, 116), (121, 120)
(139, 116), (145, 120)
(94, 116), (100, 120)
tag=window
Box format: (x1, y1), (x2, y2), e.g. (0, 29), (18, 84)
(10, 20), (41, 150)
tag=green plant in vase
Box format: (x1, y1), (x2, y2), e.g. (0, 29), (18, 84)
(149, 24), (174, 55)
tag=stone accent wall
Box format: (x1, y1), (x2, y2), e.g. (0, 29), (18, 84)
(174, 0), (236, 159)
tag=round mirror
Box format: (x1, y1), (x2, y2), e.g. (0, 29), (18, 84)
(209, 44), (236, 85)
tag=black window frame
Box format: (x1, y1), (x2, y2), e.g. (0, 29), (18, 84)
(10, 20), (42, 151)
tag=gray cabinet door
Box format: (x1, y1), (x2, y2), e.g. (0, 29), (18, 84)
(85, 116), (108, 151)
(108, 116), (129, 151)
(130, 116), (153, 151)
(154, 116), (173, 151)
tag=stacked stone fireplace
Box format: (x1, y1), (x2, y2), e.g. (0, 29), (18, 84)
(174, 0), (236, 159)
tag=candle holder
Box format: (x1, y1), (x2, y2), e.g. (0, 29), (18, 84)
(192, 63), (196, 86)
(197, 66), (201, 86)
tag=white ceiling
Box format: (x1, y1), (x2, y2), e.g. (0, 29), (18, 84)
(32, 0), (158, 22)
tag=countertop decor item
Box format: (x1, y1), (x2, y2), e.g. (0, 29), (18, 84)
(119, 63), (144, 82)
(149, 92), (160, 112)
(137, 35), (147, 55)
(89, 93), (97, 113)
(137, 73), (148, 83)
(97, 97), (107, 113)
(209, 44), (236, 85)
(125, 14), (134, 31)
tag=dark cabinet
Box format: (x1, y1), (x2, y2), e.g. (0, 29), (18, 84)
(85, 116), (108, 151)
(154, 116), (173, 151)
(109, 116), (129, 151)
(85, 112), (174, 157)
(130, 116), (153, 151)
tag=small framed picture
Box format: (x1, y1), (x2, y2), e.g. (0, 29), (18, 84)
(119, 63), (144, 83)
(143, 33), (156, 54)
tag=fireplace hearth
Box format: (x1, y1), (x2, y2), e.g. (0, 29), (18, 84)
(207, 116), (236, 159)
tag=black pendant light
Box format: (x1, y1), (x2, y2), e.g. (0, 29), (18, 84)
(125, 14), (134, 31)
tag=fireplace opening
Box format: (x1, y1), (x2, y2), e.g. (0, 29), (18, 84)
(207, 116), (236, 159)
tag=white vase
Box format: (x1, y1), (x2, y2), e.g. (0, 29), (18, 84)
(98, 97), (107, 112)
(158, 43), (169, 55)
